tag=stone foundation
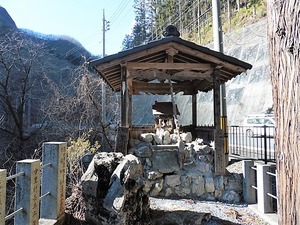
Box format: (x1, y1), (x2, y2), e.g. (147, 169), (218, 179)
(130, 132), (243, 203)
(65, 132), (243, 224)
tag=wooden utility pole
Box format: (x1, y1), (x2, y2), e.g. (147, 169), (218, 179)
(267, 1), (300, 224)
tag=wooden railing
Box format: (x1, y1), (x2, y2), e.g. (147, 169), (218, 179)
(0, 142), (67, 225)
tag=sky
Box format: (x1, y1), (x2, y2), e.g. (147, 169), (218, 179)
(0, 0), (136, 56)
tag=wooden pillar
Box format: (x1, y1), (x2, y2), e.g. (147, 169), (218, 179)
(213, 69), (225, 175)
(121, 66), (128, 127)
(128, 94), (132, 128)
(192, 93), (197, 127)
(118, 66), (130, 154)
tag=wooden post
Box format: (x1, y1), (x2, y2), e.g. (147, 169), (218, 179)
(121, 66), (128, 127)
(40, 142), (67, 221)
(128, 93), (132, 128)
(114, 127), (129, 154)
(15, 159), (41, 225)
(213, 69), (225, 175)
(0, 169), (6, 225)
(192, 93), (197, 127)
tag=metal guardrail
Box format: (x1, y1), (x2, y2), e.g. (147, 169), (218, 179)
(6, 172), (25, 181)
(228, 125), (276, 163)
(266, 170), (278, 201)
(5, 208), (24, 221)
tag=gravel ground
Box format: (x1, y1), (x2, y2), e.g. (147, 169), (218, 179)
(150, 198), (269, 225)
(149, 161), (270, 225)
(226, 160), (243, 174)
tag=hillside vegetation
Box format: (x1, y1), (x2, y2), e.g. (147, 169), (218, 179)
(123, 0), (267, 49)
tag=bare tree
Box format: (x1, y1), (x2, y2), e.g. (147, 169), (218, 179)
(43, 60), (119, 151)
(0, 30), (48, 160)
(267, 1), (300, 224)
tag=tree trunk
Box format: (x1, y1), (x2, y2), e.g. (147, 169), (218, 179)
(267, 1), (300, 224)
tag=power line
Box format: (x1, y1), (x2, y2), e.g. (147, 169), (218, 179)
(110, 0), (133, 25)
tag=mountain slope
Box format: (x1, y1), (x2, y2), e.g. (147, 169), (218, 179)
(0, 6), (95, 66)
(0, 6), (17, 29)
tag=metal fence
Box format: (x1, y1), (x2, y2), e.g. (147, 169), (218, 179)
(228, 125), (276, 163)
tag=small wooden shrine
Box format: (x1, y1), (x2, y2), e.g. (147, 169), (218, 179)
(152, 101), (180, 133)
(89, 26), (252, 174)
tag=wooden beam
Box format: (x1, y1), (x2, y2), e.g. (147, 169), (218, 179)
(129, 70), (213, 82)
(127, 77), (133, 95)
(195, 79), (212, 91)
(172, 70), (212, 81)
(171, 42), (248, 73)
(129, 70), (171, 80)
(125, 62), (212, 71)
(94, 43), (173, 70)
(132, 82), (190, 95)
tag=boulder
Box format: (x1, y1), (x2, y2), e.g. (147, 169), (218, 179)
(165, 175), (181, 187)
(150, 179), (164, 196)
(147, 171), (164, 180)
(221, 190), (241, 204)
(204, 176), (215, 193)
(153, 134), (163, 145)
(140, 133), (154, 143)
(66, 153), (150, 225)
(180, 132), (192, 143)
(134, 144), (152, 158)
(151, 149), (180, 174)
(191, 175), (205, 196)
(162, 131), (171, 145)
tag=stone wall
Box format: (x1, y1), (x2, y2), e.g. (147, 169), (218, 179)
(130, 133), (243, 203)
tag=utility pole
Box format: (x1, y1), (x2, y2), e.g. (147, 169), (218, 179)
(102, 9), (110, 123)
(212, 0), (229, 165)
(102, 9), (110, 57)
(102, 9), (110, 150)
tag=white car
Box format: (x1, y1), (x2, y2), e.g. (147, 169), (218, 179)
(243, 115), (275, 137)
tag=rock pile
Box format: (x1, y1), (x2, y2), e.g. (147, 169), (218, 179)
(65, 132), (243, 224)
(129, 132), (243, 203)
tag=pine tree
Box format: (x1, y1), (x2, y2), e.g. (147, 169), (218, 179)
(122, 0), (153, 50)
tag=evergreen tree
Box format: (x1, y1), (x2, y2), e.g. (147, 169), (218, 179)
(122, 34), (134, 50)
(122, 0), (153, 50)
